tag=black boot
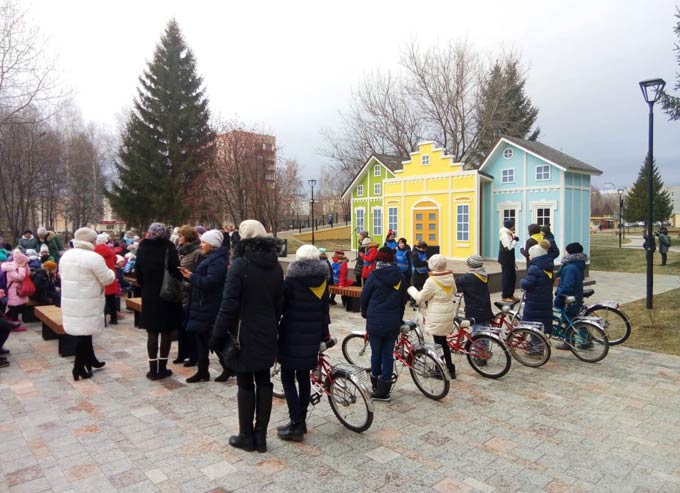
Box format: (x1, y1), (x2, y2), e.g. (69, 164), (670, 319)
(254, 383), (273, 453)
(186, 359), (210, 383)
(370, 374), (377, 393)
(448, 364), (456, 380)
(276, 420), (308, 434)
(146, 359), (158, 381)
(229, 388), (256, 452)
(371, 377), (392, 402)
(157, 358), (173, 379)
(277, 420), (305, 442)
(214, 367), (233, 382)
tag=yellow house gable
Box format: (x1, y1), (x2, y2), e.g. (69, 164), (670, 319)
(396, 142), (464, 177)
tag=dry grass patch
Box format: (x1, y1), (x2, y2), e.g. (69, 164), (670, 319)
(590, 234), (679, 276)
(619, 288), (680, 356)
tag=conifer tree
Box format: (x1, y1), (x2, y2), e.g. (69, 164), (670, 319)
(107, 20), (213, 228)
(623, 157), (673, 223)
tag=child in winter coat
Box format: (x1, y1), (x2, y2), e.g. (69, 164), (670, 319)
(383, 230), (397, 251)
(407, 254), (457, 380)
(520, 239), (555, 335)
(1, 251), (31, 330)
(520, 224), (543, 262)
(553, 242), (587, 349)
(411, 240), (429, 291)
(359, 239), (378, 285)
(330, 250), (352, 305)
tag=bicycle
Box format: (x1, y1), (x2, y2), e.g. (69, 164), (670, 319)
(448, 314), (512, 379)
(271, 338), (374, 433)
(578, 288), (631, 346)
(342, 316), (450, 400)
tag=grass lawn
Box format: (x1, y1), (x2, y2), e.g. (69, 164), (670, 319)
(590, 233), (680, 276)
(619, 288), (680, 356)
(284, 237), (351, 255)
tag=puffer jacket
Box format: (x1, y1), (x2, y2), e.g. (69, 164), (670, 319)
(39, 231), (63, 262)
(554, 253), (587, 316)
(278, 259), (330, 370)
(360, 262), (407, 337)
(408, 271), (456, 336)
(455, 272), (494, 324)
(520, 254), (555, 334)
(179, 238), (202, 308)
(185, 246), (229, 334)
(2, 253), (30, 306)
(59, 241), (116, 336)
(360, 245), (378, 279)
(95, 244), (120, 296)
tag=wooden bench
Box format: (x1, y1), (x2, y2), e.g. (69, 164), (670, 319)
(125, 297), (143, 327)
(329, 285), (362, 312)
(124, 275), (141, 297)
(34, 305), (76, 357)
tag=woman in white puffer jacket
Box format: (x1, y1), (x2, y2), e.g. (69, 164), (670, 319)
(407, 254), (457, 379)
(59, 227), (115, 381)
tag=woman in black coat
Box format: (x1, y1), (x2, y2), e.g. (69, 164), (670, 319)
(180, 230), (229, 384)
(276, 245), (330, 442)
(211, 220), (283, 453)
(135, 223), (183, 381)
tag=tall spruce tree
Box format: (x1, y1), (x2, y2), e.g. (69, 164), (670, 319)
(661, 6), (680, 120)
(623, 157), (673, 223)
(107, 20), (213, 228)
(474, 56), (540, 165)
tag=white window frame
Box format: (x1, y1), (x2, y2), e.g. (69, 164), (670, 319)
(503, 148), (514, 159)
(536, 207), (551, 226)
(422, 154), (430, 165)
(529, 200), (557, 229)
(374, 183), (381, 195)
(536, 164), (550, 181)
(388, 207), (398, 235)
(456, 204), (470, 242)
(501, 168), (515, 184)
(355, 208), (365, 233)
(357, 185), (364, 197)
(373, 165), (381, 177)
(373, 207), (382, 236)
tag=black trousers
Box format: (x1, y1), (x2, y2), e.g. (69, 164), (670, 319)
(660, 251), (667, 265)
(433, 335), (455, 370)
(236, 369), (271, 390)
(6, 305), (24, 321)
(281, 367), (311, 424)
(501, 263), (517, 299)
(105, 295), (117, 322)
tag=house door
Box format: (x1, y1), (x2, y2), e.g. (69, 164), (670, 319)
(413, 202), (439, 245)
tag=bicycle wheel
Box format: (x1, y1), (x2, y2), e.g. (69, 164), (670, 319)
(466, 334), (511, 379)
(506, 328), (551, 367)
(341, 333), (371, 371)
(583, 305), (631, 346)
(566, 321), (609, 363)
(271, 362), (285, 399)
(327, 370), (374, 433)
(408, 349), (450, 400)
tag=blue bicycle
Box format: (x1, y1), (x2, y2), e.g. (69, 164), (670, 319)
(551, 296), (609, 363)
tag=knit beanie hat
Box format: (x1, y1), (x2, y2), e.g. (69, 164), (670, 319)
(200, 229), (223, 248)
(147, 222), (166, 240)
(239, 219), (267, 239)
(12, 251), (28, 265)
(428, 254), (447, 272)
(196, 225), (206, 235)
(75, 227), (97, 243)
(37, 227), (47, 237)
(361, 237), (372, 247)
(26, 249), (38, 258)
(528, 224), (541, 235)
(296, 244), (320, 260)
(115, 255), (125, 266)
(334, 250), (345, 257)
(96, 234), (108, 245)
(376, 246), (394, 263)
(466, 254), (485, 269)
(39, 244), (49, 254)
(565, 242), (584, 254)
(416, 240), (428, 248)
(43, 260), (58, 272)
(503, 219), (515, 229)
(529, 239), (551, 259)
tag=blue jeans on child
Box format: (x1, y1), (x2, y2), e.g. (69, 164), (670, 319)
(368, 331), (398, 381)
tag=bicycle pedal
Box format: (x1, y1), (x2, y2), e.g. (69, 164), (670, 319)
(310, 393), (321, 405)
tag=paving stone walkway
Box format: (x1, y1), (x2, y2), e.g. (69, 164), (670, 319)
(2, 282), (680, 492)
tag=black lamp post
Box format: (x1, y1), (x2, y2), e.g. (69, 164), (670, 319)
(308, 179), (316, 245)
(639, 78), (666, 309)
(618, 188), (624, 248)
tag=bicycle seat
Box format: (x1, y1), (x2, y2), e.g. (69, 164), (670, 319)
(583, 288), (594, 298)
(319, 337), (337, 352)
(494, 301), (516, 310)
(400, 320), (416, 334)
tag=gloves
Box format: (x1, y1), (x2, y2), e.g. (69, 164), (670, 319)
(513, 235), (519, 241)
(209, 335), (227, 353)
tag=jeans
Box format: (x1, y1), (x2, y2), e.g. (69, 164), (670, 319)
(368, 331), (398, 381)
(501, 263), (516, 299)
(281, 367), (311, 424)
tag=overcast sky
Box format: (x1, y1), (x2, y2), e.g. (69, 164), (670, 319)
(30, 0), (680, 188)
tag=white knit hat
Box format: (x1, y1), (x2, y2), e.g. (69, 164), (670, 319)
(201, 229), (224, 248)
(529, 239), (550, 259)
(39, 244), (49, 253)
(74, 227), (97, 243)
(427, 254), (447, 272)
(96, 234), (108, 245)
(296, 244), (320, 260)
(239, 219), (267, 239)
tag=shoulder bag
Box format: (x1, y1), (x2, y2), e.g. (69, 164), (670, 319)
(159, 246), (182, 303)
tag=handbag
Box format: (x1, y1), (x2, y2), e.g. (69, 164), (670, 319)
(11, 268), (36, 298)
(159, 247), (181, 303)
(219, 320), (241, 361)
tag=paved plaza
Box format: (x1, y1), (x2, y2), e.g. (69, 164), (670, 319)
(1, 271), (680, 492)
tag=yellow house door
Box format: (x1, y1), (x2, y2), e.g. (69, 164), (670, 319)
(413, 202), (439, 245)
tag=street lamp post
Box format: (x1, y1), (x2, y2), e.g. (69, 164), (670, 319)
(639, 78), (666, 310)
(308, 179), (317, 245)
(618, 188), (624, 249)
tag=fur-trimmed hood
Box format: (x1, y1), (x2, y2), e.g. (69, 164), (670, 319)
(286, 258), (328, 280)
(561, 252), (588, 264)
(234, 236), (279, 268)
(179, 238), (201, 256)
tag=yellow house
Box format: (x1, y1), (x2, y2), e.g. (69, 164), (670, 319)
(382, 142), (491, 259)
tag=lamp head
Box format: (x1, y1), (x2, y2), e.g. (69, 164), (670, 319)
(308, 179), (317, 187)
(639, 78), (666, 105)
(617, 188), (624, 197)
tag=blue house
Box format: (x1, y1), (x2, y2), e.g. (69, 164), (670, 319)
(479, 136), (602, 262)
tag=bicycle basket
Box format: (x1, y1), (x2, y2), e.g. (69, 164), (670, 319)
(414, 342), (444, 359)
(515, 321), (545, 332)
(332, 362), (368, 384)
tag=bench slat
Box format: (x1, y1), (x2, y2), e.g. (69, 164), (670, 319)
(34, 305), (65, 335)
(126, 297), (142, 312)
(329, 286), (362, 297)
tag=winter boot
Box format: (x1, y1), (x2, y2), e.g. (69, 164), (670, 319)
(157, 358), (173, 379)
(186, 359), (210, 383)
(214, 367), (233, 382)
(370, 374), (378, 393)
(277, 420), (305, 442)
(253, 383), (274, 453)
(229, 388), (256, 452)
(277, 420), (308, 434)
(146, 359), (158, 381)
(447, 364), (456, 380)
(371, 377), (392, 402)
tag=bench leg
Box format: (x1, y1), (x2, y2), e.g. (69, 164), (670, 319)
(58, 334), (77, 357)
(346, 297), (361, 313)
(22, 306), (38, 323)
(42, 323), (59, 341)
